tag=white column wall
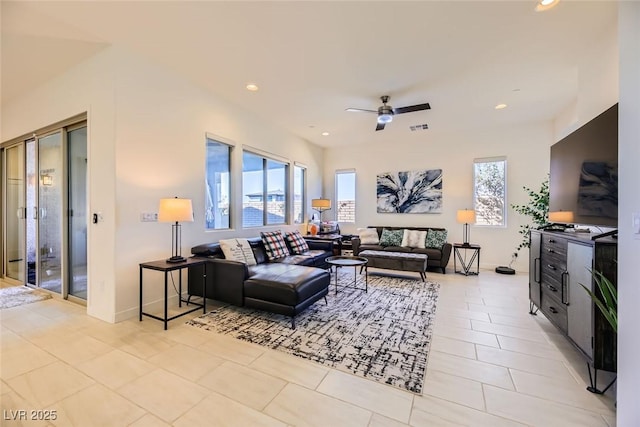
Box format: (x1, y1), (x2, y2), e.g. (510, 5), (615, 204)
(1, 47), (118, 322)
(617, 2), (640, 424)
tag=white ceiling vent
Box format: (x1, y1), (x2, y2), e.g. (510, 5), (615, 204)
(410, 124), (429, 131)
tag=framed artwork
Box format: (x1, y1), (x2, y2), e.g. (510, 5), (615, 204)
(377, 169), (443, 213)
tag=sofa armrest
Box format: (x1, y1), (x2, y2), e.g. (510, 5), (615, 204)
(351, 237), (361, 255)
(210, 258), (249, 306)
(440, 243), (452, 271)
(305, 239), (334, 252)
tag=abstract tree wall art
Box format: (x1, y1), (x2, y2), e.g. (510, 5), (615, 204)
(377, 169), (443, 213)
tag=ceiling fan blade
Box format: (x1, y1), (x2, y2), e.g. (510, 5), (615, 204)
(345, 108), (377, 113)
(375, 122), (386, 131)
(393, 103), (431, 115)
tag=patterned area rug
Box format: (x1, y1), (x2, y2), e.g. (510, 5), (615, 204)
(0, 286), (52, 309)
(187, 271), (440, 394)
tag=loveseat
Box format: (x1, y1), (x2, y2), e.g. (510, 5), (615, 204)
(352, 226), (452, 273)
(187, 235), (333, 327)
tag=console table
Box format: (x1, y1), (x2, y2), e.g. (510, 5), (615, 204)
(139, 257), (208, 330)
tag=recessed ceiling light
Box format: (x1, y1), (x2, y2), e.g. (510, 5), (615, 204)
(246, 83), (259, 92)
(535, 0), (559, 12)
(321, 132), (330, 136)
(495, 103), (508, 110)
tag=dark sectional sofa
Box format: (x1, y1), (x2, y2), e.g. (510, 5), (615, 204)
(187, 237), (333, 327)
(352, 226), (452, 273)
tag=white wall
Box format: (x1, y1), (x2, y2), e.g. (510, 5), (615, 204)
(617, 2), (640, 424)
(112, 48), (323, 320)
(2, 46), (324, 322)
(323, 122), (551, 271)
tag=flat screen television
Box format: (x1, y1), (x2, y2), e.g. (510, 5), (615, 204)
(549, 103), (618, 228)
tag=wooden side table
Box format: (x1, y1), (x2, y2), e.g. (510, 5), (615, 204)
(453, 243), (481, 276)
(139, 257), (208, 330)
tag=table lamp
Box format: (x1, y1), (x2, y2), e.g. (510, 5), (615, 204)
(311, 198), (331, 222)
(158, 197), (194, 263)
(456, 209), (476, 246)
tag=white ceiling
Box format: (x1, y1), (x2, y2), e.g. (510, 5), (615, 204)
(1, 1), (617, 148)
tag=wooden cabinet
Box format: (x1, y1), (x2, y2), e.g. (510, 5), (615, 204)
(529, 230), (617, 374)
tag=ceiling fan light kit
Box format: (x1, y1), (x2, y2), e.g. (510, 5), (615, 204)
(347, 95), (431, 131)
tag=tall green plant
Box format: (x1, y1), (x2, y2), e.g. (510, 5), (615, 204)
(582, 269), (617, 333)
(511, 177), (549, 252)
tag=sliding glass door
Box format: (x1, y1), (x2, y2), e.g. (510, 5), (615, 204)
(4, 144), (25, 282)
(68, 126), (88, 299)
(37, 132), (63, 293)
(2, 119), (87, 302)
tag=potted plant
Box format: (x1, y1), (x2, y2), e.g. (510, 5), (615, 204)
(511, 177), (549, 253)
(582, 269), (617, 333)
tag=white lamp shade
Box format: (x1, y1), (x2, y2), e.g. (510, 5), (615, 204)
(548, 210), (574, 223)
(456, 209), (476, 224)
(158, 198), (194, 223)
(311, 198), (331, 210)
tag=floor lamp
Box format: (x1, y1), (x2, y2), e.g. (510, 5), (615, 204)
(456, 209), (476, 246)
(158, 197), (194, 263)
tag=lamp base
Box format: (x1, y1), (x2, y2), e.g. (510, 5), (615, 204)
(166, 256), (187, 263)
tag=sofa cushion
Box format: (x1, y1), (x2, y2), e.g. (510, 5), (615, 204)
(284, 230), (310, 254)
(379, 228), (404, 246)
(357, 227), (380, 245)
(244, 264), (330, 306)
(260, 231), (291, 260)
(412, 247), (443, 261)
(401, 229), (427, 248)
(426, 229), (448, 249)
(218, 238), (257, 265)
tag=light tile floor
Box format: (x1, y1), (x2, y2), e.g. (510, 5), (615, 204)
(0, 270), (616, 426)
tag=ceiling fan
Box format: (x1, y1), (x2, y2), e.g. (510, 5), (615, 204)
(346, 95), (431, 131)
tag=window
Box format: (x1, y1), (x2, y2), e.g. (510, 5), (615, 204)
(335, 170), (356, 223)
(205, 137), (231, 230)
(242, 151), (288, 227)
(474, 157), (506, 226)
(293, 164), (306, 224)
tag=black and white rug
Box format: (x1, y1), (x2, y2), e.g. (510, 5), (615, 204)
(0, 286), (52, 310)
(186, 271), (440, 394)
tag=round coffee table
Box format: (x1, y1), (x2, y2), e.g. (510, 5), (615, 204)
(326, 256), (368, 294)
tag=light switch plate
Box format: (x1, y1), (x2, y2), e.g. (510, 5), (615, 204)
(140, 212), (158, 222)
(633, 212), (640, 238)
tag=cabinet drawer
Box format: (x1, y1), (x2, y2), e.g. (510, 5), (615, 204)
(541, 279), (564, 305)
(541, 235), (567, 257)
(541, 293), (567, 332)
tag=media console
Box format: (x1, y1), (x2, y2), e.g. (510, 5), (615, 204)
(529, 229), (617, 393)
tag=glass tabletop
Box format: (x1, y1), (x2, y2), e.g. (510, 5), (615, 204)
(326, 256), (368, 267)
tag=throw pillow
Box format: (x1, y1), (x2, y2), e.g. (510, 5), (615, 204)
(379, 228), (404, 247)
(357, 228), (380, 245)
(401, 229), (427, 248)
(425, 229), (448, 249)
(218, 238), (257, 266)
(260, 231), (291, 260)
(285, 230), (310, 255)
